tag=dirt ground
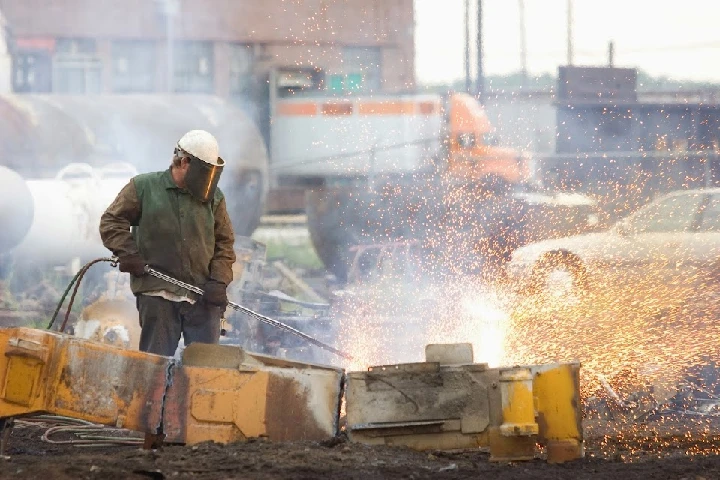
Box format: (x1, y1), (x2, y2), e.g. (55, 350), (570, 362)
(2, 417), (720, 480)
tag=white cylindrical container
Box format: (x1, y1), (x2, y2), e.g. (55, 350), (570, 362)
(0, 166), (34, 254)
(10, 163), (136, 267)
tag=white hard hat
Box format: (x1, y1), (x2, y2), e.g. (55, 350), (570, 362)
(177, 130), (222, 166)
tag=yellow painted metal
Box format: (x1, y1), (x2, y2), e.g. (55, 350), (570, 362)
(163, 343), (343, 444)
(498, 367), (539, 437)
(0, 328), (343, 446)
(488, 427), (536, 463)
(4, 356), (43, 406)
(531, 362), (584, 463)
(167, 366), (272, 444)
(0, 327), (168, 432)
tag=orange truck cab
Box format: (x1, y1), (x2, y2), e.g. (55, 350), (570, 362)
(447, 92), (530, 184)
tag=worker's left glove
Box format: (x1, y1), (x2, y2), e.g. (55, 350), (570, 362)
(202, 280), (228, 307)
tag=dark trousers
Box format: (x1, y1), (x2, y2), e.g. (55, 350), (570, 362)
(136, 295), (222, 356)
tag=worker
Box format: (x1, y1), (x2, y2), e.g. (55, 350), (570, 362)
(99, 130), (236, 356)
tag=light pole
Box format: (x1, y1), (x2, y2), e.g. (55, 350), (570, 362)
(519, 0), (528, 87)
(156, 0), (179, 92)
(566, 0), (574, 66)
(476, 0), (483, 102)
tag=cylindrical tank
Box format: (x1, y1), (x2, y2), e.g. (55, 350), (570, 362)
(7, 163), (137, 265)
(0, 94), (269, 238)
(0, 165), (33, 253)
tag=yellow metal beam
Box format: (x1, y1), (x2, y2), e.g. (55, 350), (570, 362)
(0, 328), (343, 445)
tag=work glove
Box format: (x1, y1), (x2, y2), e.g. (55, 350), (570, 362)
(202, 280), (228, 307)
(117, 254), (147, 277)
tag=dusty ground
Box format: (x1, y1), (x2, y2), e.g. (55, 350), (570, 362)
(2, 417), (720, 479)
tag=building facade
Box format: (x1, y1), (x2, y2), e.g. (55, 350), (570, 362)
(0, 0), (415, 96)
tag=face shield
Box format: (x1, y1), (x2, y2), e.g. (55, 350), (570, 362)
(180, 150), (225, 203)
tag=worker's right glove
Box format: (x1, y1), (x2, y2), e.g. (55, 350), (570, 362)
(202, 280), (228, 307)
(117, 254), (147, 277)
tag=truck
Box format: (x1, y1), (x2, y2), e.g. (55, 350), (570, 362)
(270, 90), (530, 191)
(259, 69), (601, 281)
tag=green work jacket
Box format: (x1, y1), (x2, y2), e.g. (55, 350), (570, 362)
(99, 169), (236, 296)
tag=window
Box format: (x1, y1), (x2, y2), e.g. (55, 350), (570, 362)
(174, 41), (213, 93)
(699, 195), (720, 232)
(630, 193), (705, 233)
(346, 73), (362, 91)
(598, 115), (631, 137)
(53, 38), (101, 93)
(13, 52), (52, 92)
(229, 44), (254, 95)
(328, 75), (344, 92)
(342, 47), (381, 92)
(53, 57), (102, 93)
(457, 133), (475, 149)
(112, 41), (156, 93)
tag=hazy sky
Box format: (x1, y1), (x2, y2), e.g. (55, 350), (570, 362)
(415, 0), (720, 84)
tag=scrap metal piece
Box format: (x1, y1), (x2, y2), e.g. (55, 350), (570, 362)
(0, 328), (343, 448)
(345, 343), (583, 463)
(0, 327), (169, 432)
(163, 343), (343, 444)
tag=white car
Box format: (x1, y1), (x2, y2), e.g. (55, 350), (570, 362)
(506, 188), (720, 299)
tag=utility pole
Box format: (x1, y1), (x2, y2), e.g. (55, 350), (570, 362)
(476, 0), (484, 101)
(608, 40), (615, 67)
(566, 0), (574, 66)
(157, 0), (179, 93)
(464, 0), (471, 94)
(519, 0), (528, 87)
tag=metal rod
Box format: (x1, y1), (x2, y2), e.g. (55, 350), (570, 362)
(144, 266), (355, 361)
